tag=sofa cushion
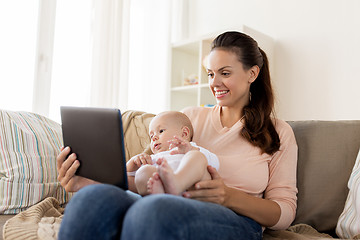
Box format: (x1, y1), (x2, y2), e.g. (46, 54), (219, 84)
(288, 120), (360, 233)
(0, 110), (72, 214)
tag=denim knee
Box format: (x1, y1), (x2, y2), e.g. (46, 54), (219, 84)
(59, 184), (138, 240)
(121, 194), (262, 240)
(122, 195), (201, 239)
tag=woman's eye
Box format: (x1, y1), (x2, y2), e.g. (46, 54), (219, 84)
(207, 73), (214, 78)
(222, 72), (230, 76)
(159, 129), (165, 133)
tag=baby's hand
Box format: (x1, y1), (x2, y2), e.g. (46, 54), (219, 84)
(126, 153), (152, 172)
(169, 136), (196, 155)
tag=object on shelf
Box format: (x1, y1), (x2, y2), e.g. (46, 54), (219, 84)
(184, 73), (198, 85)
(200, 104), (215, 107)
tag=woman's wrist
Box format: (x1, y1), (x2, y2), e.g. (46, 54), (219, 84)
(223, 186), (281, 227)
(223, 186), (243, 209)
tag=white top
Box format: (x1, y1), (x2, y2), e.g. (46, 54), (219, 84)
(127, 142), (219, 176)
(151, 142), (219, 171)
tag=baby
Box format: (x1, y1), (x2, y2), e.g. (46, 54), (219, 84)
(126, 111), (219, 196)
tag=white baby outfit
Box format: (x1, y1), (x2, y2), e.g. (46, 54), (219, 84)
(151, 142), (219, 171)
(127, 142), (219, 177)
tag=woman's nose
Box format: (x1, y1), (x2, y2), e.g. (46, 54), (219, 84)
(210, 75), (222, 87)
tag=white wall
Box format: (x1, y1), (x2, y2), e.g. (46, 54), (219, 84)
(186, 0), (360, 120)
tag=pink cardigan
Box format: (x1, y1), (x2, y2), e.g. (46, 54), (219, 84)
(183, 105), (298, 230)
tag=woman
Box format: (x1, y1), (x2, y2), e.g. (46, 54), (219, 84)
(57, 31), (297, 240)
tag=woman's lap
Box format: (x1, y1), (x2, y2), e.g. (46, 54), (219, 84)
(58, 184), (140, 240)
(122, 194), (262, 240)
(58, 184), (262, 240)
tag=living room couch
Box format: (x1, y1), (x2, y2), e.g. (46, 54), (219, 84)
(1, 110), (360, 239)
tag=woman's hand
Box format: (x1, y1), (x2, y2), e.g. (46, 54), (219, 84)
(184, 165), (282, 227)
(183, 166), (230, 206)
(57, 146), (97, 192)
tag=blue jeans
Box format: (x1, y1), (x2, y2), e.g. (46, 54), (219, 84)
(58, 184), (262, 240)
(58, 184), (140, 240)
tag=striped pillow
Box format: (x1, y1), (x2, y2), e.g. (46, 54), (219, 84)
(336, 149), (360, 239)
(0, 110), (72, 214)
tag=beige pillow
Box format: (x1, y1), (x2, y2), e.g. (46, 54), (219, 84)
(336, 149), (360, 239)
(0, 110), (72, 214)
(122, 110), (155, 161)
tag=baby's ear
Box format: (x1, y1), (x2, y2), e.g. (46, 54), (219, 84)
(181, 126), (191, 140)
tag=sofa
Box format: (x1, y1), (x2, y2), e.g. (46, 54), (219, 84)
(1, 109), (360, 240)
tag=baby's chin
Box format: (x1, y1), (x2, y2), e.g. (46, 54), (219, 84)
(153, 148), (169, 154)
(152, 148), (162, 154)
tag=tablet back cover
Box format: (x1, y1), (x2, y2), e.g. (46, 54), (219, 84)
(61, 106), (128, 189)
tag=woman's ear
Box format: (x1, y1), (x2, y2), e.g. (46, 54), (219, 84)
(248, 65), (260, 84)
(181, 126), (191, 141)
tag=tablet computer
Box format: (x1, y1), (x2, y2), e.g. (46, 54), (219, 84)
(60, 106), (128, 189)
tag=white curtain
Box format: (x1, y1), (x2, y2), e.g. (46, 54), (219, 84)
(48, 0), (93, 122)
(127, 0), (172, 114)
(90, 0), (130, 111)
(1, 0), (173, 121)
(90, 0), (172, 114)
(0, 0), (38, 112)
(48, 0), (172, 121)
(47, 0), (131, 121)
(32, 0), (56, 117)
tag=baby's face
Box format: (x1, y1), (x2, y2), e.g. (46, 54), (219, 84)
(149, 115), (183, 154)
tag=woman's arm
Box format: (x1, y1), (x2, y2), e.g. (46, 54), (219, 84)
(183, 166), (281, 227)
(224, 183), (281, 227)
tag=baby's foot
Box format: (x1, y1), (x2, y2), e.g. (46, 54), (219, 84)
(157, 158), (182, 195)
(147, 172), (165, 194)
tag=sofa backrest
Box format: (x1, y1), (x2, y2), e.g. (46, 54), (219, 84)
(288, 120), (360, 233)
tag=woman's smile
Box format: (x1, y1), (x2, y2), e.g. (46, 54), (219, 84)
(214, 89), (229, 98)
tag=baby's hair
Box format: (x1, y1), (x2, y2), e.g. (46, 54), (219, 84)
(156, 111), (194, 141)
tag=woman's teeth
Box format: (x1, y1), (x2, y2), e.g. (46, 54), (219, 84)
(215, 90), (229, 97)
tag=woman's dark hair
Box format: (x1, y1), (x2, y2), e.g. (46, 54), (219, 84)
(211, 31), (280, 155)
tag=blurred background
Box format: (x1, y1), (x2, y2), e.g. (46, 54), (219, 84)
(0, 0), (359, 122)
